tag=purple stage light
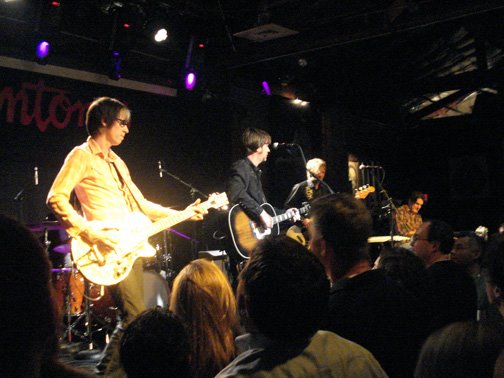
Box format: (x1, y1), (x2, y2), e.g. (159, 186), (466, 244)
(185, 72), (196, 91)
(36, 41), (50, 60)
(262, 81), (272, 96)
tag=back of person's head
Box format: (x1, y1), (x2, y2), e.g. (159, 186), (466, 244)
(120, 308), (190, 378)
(483, 237), (504, 307)
(239, 236), (329, 342)
(0, 214), (57, 375)
(86, 96), (130, 137)
(309, 193), (372, 269)
(378, 247), (428, 299)
(415, 320), (504, 378)
(169, 259), (237, 377)
(241, 127), (271, 154)
(427, 219), (454, 254)
(408, 191), (425, 204)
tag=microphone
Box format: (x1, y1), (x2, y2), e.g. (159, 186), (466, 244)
(158, 161), (163, 178)
(272, 142), (297, 150)
(34, 166), (39, 186)
(359, 164), (383, 170)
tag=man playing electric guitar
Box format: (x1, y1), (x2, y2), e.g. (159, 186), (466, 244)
(226, 128), (300, 262)
(47, 97), (208, 376)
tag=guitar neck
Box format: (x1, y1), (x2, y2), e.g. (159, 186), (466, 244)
(271, 205), (309, 225)
(145, 202), (212, 238)
(272, 212), (292, 225)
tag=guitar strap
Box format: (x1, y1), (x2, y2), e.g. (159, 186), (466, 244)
(110, 161), (142, 213)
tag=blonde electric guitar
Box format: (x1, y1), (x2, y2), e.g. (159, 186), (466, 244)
(71, 193), (228, 286)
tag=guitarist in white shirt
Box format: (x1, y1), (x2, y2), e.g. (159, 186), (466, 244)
(47, 97), (207, 376)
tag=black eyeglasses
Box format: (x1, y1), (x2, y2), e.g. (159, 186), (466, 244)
(115, 118), (130, 128)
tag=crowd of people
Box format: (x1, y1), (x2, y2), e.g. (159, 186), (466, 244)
(3, 104), (504, 377)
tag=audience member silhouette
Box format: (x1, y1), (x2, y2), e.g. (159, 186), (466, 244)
(0, 214), (91, 377)
(169, 258), (238, 378)
(377, 247), (430, 300)
(308, 193), (427, 377)
(483, 236), (504, 319)
(452, 232), (500, 321)
(119, 308), (190, 378)
(217, 236), (386, 377)
(415, 320), (504, 378)
(412, 219), (477, 330)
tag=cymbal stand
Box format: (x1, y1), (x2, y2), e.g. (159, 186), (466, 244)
(161, 229), (177, 282)
(61, 268), (85, 343)
(72, 278), (114, 360)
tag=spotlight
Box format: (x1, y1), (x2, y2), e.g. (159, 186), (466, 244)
(185, 71), (197, 91)
(261, 81), (272, 96)
(153, 28), (168, 43)
(35, 40), (51, 64)
(109, 51), (121, 80)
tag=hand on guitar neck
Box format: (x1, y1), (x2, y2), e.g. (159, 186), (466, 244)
(260, 207), (300, 229)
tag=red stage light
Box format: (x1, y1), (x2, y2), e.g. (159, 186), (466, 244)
(123, 23), (131, 29)
(51, 1), (61, 6)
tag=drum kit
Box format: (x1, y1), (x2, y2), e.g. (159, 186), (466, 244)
(28, 220), (170, 347)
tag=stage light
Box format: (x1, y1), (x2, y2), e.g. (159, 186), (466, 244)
(185, 71), (197, 91)
(154, 28), (168, 42)
(262, 81), (272, 96)
(35, 40), (51, 64)
(109, 51), (121, 80)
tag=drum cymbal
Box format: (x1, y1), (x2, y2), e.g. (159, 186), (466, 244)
(28, 221), (65, 232)
(52, 243), (71, 254)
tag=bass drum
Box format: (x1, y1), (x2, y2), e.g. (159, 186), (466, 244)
(143, 270), (170, 309)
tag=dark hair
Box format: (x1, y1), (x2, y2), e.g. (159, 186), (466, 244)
(120, 308), (190, 378)
(415, 320), (504, 378)
(241, 127), (271, 154)
(239, 236), (329, 342)
(427, 220), (454, 254)
(408, 191), (425, 204)
(378, 247), (429, 300)
(483, 236), (504, 292)
(309, 193), (372, 274)
(86, 97), (130, 137)
(0, 215), (93, 377)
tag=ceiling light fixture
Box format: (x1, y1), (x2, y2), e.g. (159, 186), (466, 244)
(154, 28), (168, 42)
(35, 40), (51, 64)
(185, 71), (196, 91)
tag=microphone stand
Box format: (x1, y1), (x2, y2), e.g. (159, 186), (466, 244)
(368, 169), (397, 245)
(160, 168), (208, 200)
(159, 168), (207, 260)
